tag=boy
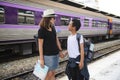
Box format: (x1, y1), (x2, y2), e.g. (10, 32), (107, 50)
(64, 19), (89, 80)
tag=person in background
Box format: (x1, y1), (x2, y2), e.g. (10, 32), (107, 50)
(38, 9), (64, 80)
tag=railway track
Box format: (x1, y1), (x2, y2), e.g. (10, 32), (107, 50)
(0, 40), (120, 80)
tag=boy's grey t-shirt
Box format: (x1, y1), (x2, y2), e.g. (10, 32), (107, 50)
(67, 34), (83, 58)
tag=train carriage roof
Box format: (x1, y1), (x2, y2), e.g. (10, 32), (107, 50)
(0, 0), (108, 20)
(112, 17), (120, 23)
(28, 0), (108, 19)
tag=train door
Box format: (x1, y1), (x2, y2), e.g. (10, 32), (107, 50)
(108, 17), (113, 38)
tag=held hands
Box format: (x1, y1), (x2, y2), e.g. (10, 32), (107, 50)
(59, 51), (64, 58)
(59, 50), (68, 58)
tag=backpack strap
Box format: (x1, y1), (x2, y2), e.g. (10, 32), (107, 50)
(34, 34), (39, 49)
(76, 33), (81, 52)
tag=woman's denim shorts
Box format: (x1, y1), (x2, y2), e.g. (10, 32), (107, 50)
(44, 54), (59, 71)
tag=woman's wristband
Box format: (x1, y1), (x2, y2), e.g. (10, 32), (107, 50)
(59, 49), (62, 52)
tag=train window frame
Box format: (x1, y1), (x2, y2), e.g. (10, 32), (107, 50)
(97, 21), (107, 27)
(102, 22), (108, 27)
(84, 19), (89, 27)
(60, 15), (70, 26)
(118, 24), (120, 29)
(0, 6), (5, 24)
(97, 21), (101, 27)
(113, 23), (116, 28)
(114, 23), (120, 29)
(54, 14), (60, 26)
(72, 17), (80, 21)
(18, 9), (35, 25)
(116, 24), (118, 29)
(92, 20), (104, 27)
(92, 20), (96, 27)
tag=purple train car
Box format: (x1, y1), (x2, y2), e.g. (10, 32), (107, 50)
(0, 0), (120, 54)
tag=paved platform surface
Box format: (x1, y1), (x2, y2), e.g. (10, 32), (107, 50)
(58, 50), (120, 80)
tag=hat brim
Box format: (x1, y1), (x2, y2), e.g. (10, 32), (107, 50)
(42, 14), (57, 17)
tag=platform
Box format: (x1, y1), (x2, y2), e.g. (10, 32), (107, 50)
(58, 50), (120, 80)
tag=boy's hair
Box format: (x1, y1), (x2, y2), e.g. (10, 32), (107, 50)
(72, 19), (81, 31)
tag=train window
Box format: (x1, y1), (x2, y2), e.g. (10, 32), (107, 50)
(118, 24), (120, 27)
(113, 23), (116, 28)
(116, 24), (120, 29)
(84, 19), (89, 27)
(113, 23), (119, 29)
(0, 6), (4, 24)
(102, 22), (108, 27)
(97, 21), (102, 27)
(60, 16), (70, 26)
(92, 20), (96, 27)
(118, 24), (120, 29)
(18, 9), (34, 24)
(92, 20), (101, 27)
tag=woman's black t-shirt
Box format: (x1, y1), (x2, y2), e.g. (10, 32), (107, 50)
(38, 27), (59, 56)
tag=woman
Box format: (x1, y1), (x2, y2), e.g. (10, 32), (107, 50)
(38, 9), (63, 80)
